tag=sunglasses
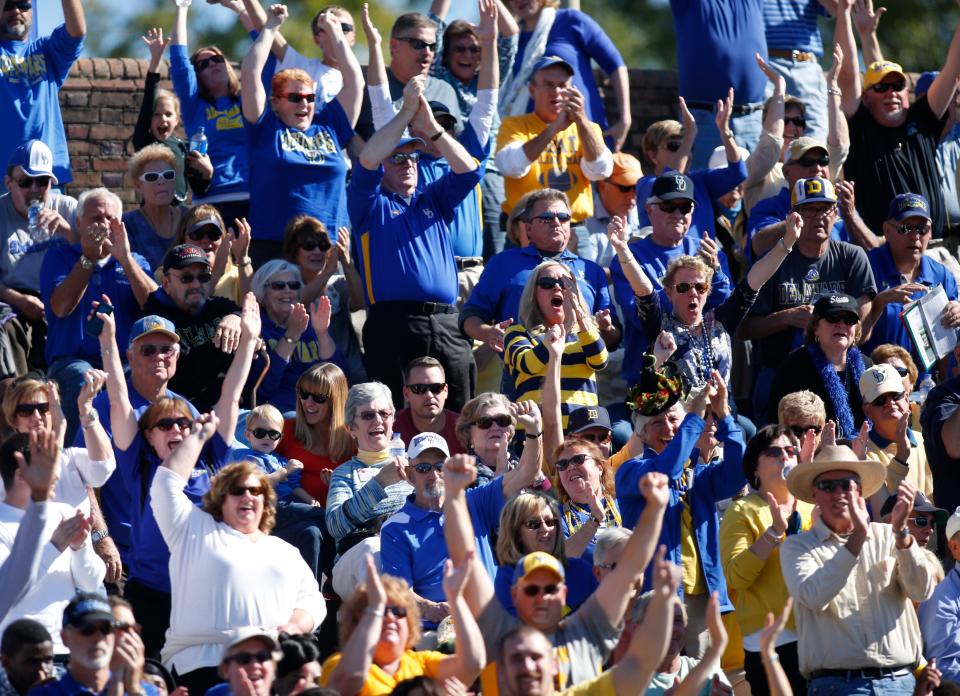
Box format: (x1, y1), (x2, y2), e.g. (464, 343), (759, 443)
(523, 518), (557, 531)
(195, 54), (226, 71)
(397, 36), (437, 51)
(813, 476), (859, 493)
(473, 414), (513, 429)
(908, 516), (934, 528)
(870, 80), (906, 93)
(891, 365), (910, 377)
(821, 313), (859, 326)
(151, 417), (193, 432)
(895, 223), (931, 236)
(3, 1), (31, 11)
(577, 431), (611, 444)
(407, 382), (446, 395)
(16, 175), (50, 189)
(298, 389), (329, 404)
(315, 21), (355, 35)
(794, 155), (829, 168)
(172, 271), (213, 284)
(784, 116), (807, 128)
(452, 44), (481, 54)
(229, 484), (265, 496)
(225, 650), (272, 666)
(283, 92), (316, 104)
(610, 182), (636, 194)
(298, 237), (331, 252)
(663, 141), (682, 152)
(268, 280), (302, 291)
(761, 445), (798, 459)
(137, 343), (179, 358)
(359, 409), (393, 421)
(869, 391), (905, 408)
(15, 402), (50, 417)
(389, 152), (420, 165)
(521, 583), (560, 597)
(385, 605), (408, 618)
(413, 461), (445, 474)
(554, 452), (591, 472)
(536, 276), (568, 291)
(657, 201), (694, 215)
(674, 281), (709, 295)
(250, 428), (281, 440)
(532, 212), (572, 223)
(187, 226), (222, 242)
(788, 424), (822, 437)
(139, 169), (176, 183)
(112, 621), (142, 635)
(78, 622), (113, 637)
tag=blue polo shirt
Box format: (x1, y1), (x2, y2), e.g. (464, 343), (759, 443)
(40, 242), (152, 365)
(745, 187), (849, 261)
(610, 235), (732, 384)
(380, 477), (505, 628)
(863, 243), (958, 368)
(29, 671), (158, 696)
(459, 245), (613, 332)
(348, 161), (483, 306)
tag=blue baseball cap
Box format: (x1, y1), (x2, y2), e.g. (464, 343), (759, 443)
(128, 315), (179, 349)
(62, 592), (112, 628)
(394, 136), (425, 152)
(531, 55), (574, 79)
(886, 193), (931, 222)
(7, 139), (58, 185)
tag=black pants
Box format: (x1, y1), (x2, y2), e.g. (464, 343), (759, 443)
(124, 579), (171, 661)
(743, 642), (807, 696)
(363, 302), (475, 412)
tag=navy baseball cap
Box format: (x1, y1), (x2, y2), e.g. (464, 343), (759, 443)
(567, 406), (612, 434)
(886, 193), (931, 222)
(812, 293), (859, 322)
(63, 592), (113, 628)
(531, 55), (574, 78)
(649, 173), (695, 202)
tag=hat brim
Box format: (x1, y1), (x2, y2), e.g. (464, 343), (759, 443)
(864, 68), (906, 90)
(70, 611), (114, 628)
(656, 191), (695, 202)
(513, 563), (565, 587)
(130, 328), (180, 346)
(20, 167), (58, 185)
(786, 457), (887, 504)
(570, 422), (612, 434)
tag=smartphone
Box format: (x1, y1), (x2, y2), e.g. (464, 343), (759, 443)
(85, 303), (113, 338)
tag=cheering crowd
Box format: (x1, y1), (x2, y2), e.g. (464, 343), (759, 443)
(5, 0), (960, 693)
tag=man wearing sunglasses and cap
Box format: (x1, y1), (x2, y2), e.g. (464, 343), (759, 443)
(0, 0), (85, 189)
(206, 628), (280, 696)
(580, 152), (643, 269)
(780, 446), (937, 693)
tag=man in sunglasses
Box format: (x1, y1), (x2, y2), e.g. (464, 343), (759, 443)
(141, 244), (241, 413)
(781, 446), (936, 693)
(0, 0), (85, 189)
(863, 193), (960, 366)
(395, 357), (465, 455)
(580, 153), (643, 269)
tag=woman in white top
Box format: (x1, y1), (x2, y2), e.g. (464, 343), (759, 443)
(150, 412), (325, 696)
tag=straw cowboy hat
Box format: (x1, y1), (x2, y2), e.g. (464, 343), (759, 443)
(786, 444), (886, 505)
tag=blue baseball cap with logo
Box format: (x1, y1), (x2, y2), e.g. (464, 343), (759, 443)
(62, 592), (113, 628)
(886, 193), (931, 222)
(128, 315), (179, 349)
(649, 172), (695, 202)
(8, 139), (58, 185)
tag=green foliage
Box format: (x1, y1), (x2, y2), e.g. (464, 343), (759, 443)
(579, 0), (673, 69)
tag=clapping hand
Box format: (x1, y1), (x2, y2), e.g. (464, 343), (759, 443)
(442, 454), (478, 494)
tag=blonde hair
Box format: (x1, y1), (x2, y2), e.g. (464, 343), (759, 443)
(203, 461), (277, 533)
(247, 404), (283, 430)
(661, 255), (714, 291)
(552, 439), (614, 504)
(2, 378), (49, 426)
(517, 261), (585, 333)
(153, 88), (182, 124)
(870, 343), (919, 390)
(294, 363), (352, 461)
(128, 143), (180, 182)
(642, 119), (684, 159)
(496, 493), (565, 565)
(339, 575), (421, 649)
(776, 390), (827, 427)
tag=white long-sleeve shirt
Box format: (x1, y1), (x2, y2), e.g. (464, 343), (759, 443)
(0, 500), (50, 624)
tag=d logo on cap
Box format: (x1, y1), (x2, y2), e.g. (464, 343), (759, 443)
(805, 179), (824, 195)
(673, 175), (687, 191)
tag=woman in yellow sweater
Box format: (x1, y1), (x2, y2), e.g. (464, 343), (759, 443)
(719, 425), (813, 696)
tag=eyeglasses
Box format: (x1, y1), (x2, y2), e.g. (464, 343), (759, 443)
(870, 80), (906, 94)
(171, 271), (213, 284)
(228, 484), (265, 496)
(554, 452), (592, 472)
(250, 428), (282, 440)
(784, 116), (807, 128)
(298, 389), (329, 404)
(662, 141), (682, 152)
(137, 343), (179, 358)
(16, 175), (50, 189)
(407, 382), (446, 395)
(78, 622), (113, 637)
(895, 223), (931, 236)
(798, 205), (836, 218)
(869, 391), (905, 408)
(359, 409), (393, 421)
(813, 476), (860, 493)
(15, 402), (50, 417)
(656, 201), (694, 215)
(151, 417), (193, 432)
(536, 276), (567, 291)
(298, 237), (331, 252)
(452, 44), (481, 54)
(788, 424), (822, 437)
(138, 169), (176, 183)
(821, 313), (859, 326)
(283, 92), (317, 104)
(674, 281), (709, 295)
(794, 155), (829, 168)
(268, 280), (302, 291)
(577, 431), (611, 444)
(531, 212), (572, 223)
(610, 182), (636, 194)
(195, 54), (226, 71)
(908, 516), (934, 528)
(3, 1), (31, 11)
(521, 583), (560, 597)
(761, 445), (798, 459)
(187, 226), (222, 242)
(413, 461), (445, 474)
(891, 365), (910, 377)
(396, 36), (437, 52)
(523, 518), (558, 530)
(389, 152), (420, 165)
(472, 414), (513, 429)
(225, 650), (273, 666)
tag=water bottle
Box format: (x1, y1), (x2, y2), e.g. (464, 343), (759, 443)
(189, 126), (208, 155)
(388, 432), (406, 461)
(915, 374), (936, 406)
(27, 200), (47, 243)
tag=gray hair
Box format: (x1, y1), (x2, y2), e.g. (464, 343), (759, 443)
(251, 260), (303, 304)
(633, 589), (687, 626)
(76, 188), (123, 221)
(345, 381), (394, 425)
(593, 527), (632, 568)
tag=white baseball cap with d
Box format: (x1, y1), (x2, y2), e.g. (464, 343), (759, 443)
(406, 431), (450, 459)
(858, 363), (903, 404)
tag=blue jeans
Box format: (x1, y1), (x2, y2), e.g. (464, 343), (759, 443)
(689, 107), (764, 170)
(766, 56), (828, 142)
(46, 356), (96, 446)
(807, 672), (915, 696)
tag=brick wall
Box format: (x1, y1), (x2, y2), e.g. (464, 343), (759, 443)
(58, 58), (677, 208)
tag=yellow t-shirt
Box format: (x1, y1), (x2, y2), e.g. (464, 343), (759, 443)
(557, 670), (616, 696)
(319, 649), (446, 696)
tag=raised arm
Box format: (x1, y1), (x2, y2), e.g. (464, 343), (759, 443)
(412, 94), (478, 173)
(109, 219), (158, 308)
(825, 43), (849, 162)
(745, 212), (799, 291)
(836, 0), (861, 117)
(541, 325), (566, 472)
(851, 0), (885, 67)
(77, 370), (112, 463)
(171, 1), (188, 47)
(161, 413), (218, 481)
(361, 3), (388, 89)
(501, 401), (543, 498)
(928, 14), (960, 118)
(435, 555), (486, 684)
(670, 593), (728, 696)
(241, 3), (287, 123)
(329, 555), (389, 696)
(759, 599), (795, 696)
(569, 88), (611, 175)
(605, 66), (632, 153)
(320, 12), (364, 127)
(716, 88), (742, 165)
(492, 0), (518, 35)
(63, 0), (86, 39)
(214, 292), (261, 442)
(359, 77), (424, 170)
(94, 297), (137, 451)
(609, 216), (654, 298)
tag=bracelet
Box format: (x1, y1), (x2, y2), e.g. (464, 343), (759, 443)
(827, 87), (842, 96)
(235, 256), (252, 267)
(895, 526), (910, 540)
(525, 431), (542, 439)
(101, 347), (113, 356)
(762, 653), (781, 663)
(893, 455), (909, 467)
(363, 607), (384, 617)
(80, 410), (99, 428)
(282, 335), (296, 345)
(430, 130), (445, 142)
(764, 527), (784, 545)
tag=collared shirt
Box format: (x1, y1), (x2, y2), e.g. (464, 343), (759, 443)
(582, 194), (641, 268)
(919, 568), (960, 683)
(27, 670), (157, 696)
(780, 519), (936, 677)
(763, 0), (830, 55)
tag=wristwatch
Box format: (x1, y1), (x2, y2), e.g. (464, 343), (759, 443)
(80, 410), (99, 428)
(79, 256), (94, 271)
(91, 529), (110, 544)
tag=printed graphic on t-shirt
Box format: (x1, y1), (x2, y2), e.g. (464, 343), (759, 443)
(279, 128), (338, 163)
(776, 279), (849, 305)
(0, 53), (49, 84)
(205, 103), (243, 131)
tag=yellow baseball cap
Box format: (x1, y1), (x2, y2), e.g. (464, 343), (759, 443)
(863, 61), (906, 90)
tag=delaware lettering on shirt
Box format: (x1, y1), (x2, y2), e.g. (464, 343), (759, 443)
(0, 53), (50, 83)
(279, 129), (339, 163)
(776, 278), (850, 305)
(205, 103), (243, 131)
(265, 336), (328, 363)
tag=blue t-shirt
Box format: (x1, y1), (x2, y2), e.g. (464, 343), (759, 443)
(246, 99), (354, 242)
(763, 0), (830, 55)
(169, 44), (249, 200)
(227, 445), (299, 501)
(669, 0), (767, 104)
(0, 25), (83, 185)
(40, 242), (152, 365)
(30, 671), (158, 696)
(493, 556), (598, 616)
(347, 162), (483, 306)
(122, 208), (173, 273)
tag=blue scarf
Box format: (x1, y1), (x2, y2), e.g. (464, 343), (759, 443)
(808, 342), (865, 438)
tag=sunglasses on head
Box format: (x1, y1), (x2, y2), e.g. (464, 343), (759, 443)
(225, 650), (272, 666)
(788, 424), (822, 437)
(78, 622), (113, 637)
(909, 515), (934, 528)
(554, 452), (591, 472)
(298, 389), (329, 404)
(359, 409), (393, 421)
(657, 201), (694, 215)
(138, 169), (176, 183)
(229, 484), (265, 496)
(172, 270), (213, 284)
(473, 414), (513, 429)
(536, 276), (567, 291)
(151, 417), (192, 432)
(452, 44), (481, 54)
(397, 36), (437, 51)
(794, 155), (829, 168)
(822, 313), (859, 326)
(298, 237), (331, 252)
(389, 152), (420, 165)
(674, 281), (709, 295)
(195, 54), (226, 71)
(577, 431), (611, 444)
(784, 116), (807, 128)
(895, 223), (931, 236)
(531, 211), (572, 223)
(870, 80), (906, 93)
(813, 476), (859, 493)
(250, 428), (281, 440)
(137, 343), (179, 358)
(15, 402), (49, 417)
(283, 92), (316, 104)
(413, 461), (445, 474)
(761, 445), (798, 459)
(869, 391), (905, 408)
(523, 518), (557, 530)
(268, 280), (302, 291)
(16, 175), (50, 189)
(663, 141), (682, 152)
(407, 382), (446, 395)
(187, 226), (222, 242)
(521, 582), (560, 597)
